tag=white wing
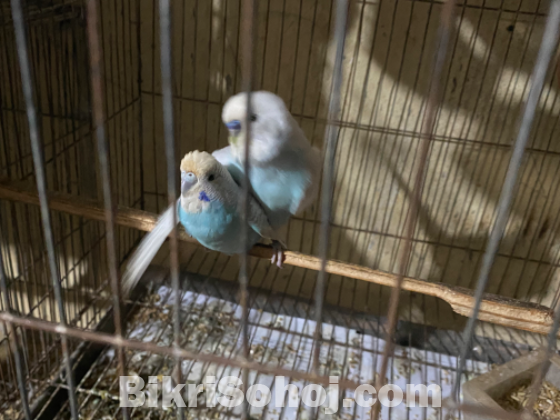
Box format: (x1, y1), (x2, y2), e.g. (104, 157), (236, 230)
(292, 145), (322, 215)
(121, 199), (180, 297)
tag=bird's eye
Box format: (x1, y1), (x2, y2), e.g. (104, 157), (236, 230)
(250, 114), (257, 122)
(208, 174), (215, 182)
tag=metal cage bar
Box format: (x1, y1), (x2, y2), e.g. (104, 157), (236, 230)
(238, 0), (258, 417)
(8, 0), (79, 418)
(372, 1), (457, 419)
(85, 1), (129, 419)
(158, 1), (184, 419)
(453, 0), (560, 403)
(313, 0), (349, 376)
(0, 241), (31, 420)
(3, 0), (560, 419)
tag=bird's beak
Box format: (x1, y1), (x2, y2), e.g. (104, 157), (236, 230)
(225, 120), (241, 132)
(225, 120), (241, 144)
(181, 178), (190, 195)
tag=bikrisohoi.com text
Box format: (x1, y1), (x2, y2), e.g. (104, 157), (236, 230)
(120, 375), (442, 412)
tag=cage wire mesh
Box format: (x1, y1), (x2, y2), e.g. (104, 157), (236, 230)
(1, 0), (560, 419)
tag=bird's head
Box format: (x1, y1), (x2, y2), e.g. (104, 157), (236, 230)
(180, 151), (224, 204)
(222, 91), (292, 164)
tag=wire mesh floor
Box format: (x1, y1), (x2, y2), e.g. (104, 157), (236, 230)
(37, 272), (497, 420)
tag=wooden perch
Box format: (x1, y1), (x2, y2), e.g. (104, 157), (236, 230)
(0, 178), (555, 337)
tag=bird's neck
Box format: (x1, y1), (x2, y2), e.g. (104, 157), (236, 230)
(180, 193), (212, 214)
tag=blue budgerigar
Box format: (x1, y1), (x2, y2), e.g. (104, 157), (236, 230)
(177, 150), (279, 255)
(212, 91), (321, 236)
(121, 150), (283, 296)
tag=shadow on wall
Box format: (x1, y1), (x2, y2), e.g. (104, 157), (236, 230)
(141, 0), (560, 332)
(327, 0), (560, 331)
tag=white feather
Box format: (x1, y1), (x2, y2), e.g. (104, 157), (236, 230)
(121, 199), (180, 297)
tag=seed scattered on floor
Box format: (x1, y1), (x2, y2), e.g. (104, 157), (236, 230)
(496, 380), (560, 419)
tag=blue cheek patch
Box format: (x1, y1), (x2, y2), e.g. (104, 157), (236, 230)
(199, 191), (210, 202)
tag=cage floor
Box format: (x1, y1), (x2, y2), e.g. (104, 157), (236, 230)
(45, 277), (491, 420)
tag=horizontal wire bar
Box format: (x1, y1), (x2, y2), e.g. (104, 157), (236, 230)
(137, 91), (560, 157)
(0, 178), (556, 336)
(0, 308), (508, 419)
(0, 310), (363, 390)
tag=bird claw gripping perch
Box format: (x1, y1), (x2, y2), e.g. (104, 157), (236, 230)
(270, 240), (286, 268)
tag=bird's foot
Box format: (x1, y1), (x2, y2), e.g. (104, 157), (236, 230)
(270, 240), (286, 268)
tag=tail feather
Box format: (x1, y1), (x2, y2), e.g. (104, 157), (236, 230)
(121, 199), (180, 297)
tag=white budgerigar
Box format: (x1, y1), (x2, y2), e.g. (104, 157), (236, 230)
(213, 91), (321, 245)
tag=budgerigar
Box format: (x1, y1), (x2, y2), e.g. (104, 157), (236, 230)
(212, 91), (321, 253)
(177, 150), (279, 255)
(121, 150), (282, 296)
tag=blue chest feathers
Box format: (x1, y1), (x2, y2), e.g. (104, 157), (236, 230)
(178, 200), (260, 255)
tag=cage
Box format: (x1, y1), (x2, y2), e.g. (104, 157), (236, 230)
(1, 0), (560, 418)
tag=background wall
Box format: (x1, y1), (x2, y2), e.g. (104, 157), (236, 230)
(1, 0), (558, 373)
(136, 0), (560, 346)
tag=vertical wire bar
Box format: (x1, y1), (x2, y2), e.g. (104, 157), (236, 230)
(0, 246), (31, 420)
(452, 0), (560, 404)
(136, 0), (145, 211)
(371, 1), (456, 419)
(239, 0), (257, 418)
(312, 0), (348, 376)
(85, 1), (129, 419)
(158, 1), (184, 419)
(9, 1), (80, 419)
(485, 1), (560, 413)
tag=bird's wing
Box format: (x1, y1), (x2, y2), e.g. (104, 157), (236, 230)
(215, 146), (275, 239)
(291, 145), (322, 215)
(121, 199), (180, 297)
(212, 146), (244, 186)
(247, 195), (275, 240)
